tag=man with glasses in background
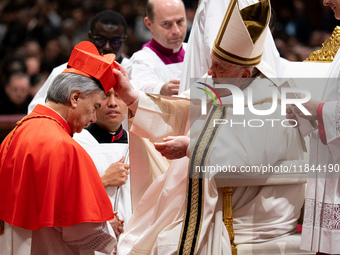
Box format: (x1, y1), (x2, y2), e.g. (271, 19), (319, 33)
(28, 10), (129, 113)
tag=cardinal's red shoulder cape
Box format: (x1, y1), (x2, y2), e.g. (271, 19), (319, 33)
(0, 104), (114, 230)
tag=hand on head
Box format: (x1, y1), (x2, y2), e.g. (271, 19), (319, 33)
(113, 63), (139, 106)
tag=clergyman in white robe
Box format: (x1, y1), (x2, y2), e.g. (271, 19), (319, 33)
(73, 129), (132, 226)
(300, 44), (340, 254)
(117, 74), (305, 254)
(126, 42), (187, 94)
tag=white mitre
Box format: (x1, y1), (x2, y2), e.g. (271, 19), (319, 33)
(212, 0), (271, 67)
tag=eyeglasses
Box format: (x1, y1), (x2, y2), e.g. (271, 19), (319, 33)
(92, 35), (126, 48)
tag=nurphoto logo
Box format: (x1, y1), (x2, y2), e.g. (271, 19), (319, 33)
(196, 82), (312, 128)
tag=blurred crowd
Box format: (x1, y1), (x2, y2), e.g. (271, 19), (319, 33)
(0, 0), (197, 114)
(0, 0), (339, 115)
(272, 0), (340, 61)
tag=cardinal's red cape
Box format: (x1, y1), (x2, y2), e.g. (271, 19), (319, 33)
(0, 104), (114, 230)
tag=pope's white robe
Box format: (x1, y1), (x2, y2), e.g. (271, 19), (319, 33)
(73, 130), (132, 225)
(127, 45), (186, 94)
(179, 0), (288, 94)
(117, 75), (305, 254)
(126, 43), (187, 205)
(300, 45), (340, 254)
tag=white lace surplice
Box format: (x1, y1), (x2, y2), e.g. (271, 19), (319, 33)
(301, 51), (340, 254)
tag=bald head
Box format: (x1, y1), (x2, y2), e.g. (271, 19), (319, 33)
(147, 0), (185, 21)
(145, 0), (187, 50)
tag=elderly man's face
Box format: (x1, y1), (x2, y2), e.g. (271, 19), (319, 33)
(95, 88), (128, 133)
(208, 54), (249, 83)
(69, 92), (102, 134)
(207, 53), (253, 96)
(145, 0), (187, 50)
(89, 22), (126, 60)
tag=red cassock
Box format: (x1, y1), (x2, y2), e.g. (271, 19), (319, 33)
(0, 104), (114, 230)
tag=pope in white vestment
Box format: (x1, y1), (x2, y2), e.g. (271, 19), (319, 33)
(113, 0), (306, 254)
(116, 73), (305, 254)
(179, 0), (289, 94)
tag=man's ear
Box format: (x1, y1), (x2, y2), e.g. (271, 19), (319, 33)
(238, 67), (253, 88)
(144, 17), (152, 31)
(242, 68), (252, 79)
(70, 91), (81, 108)
(88, 31), (93, 41)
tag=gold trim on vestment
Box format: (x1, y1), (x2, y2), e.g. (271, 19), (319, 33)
(178, 105), (226, 254)
(223, 187), (237, 254)
(178, 166), (203, 255)
(305, 26), (340, 62)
